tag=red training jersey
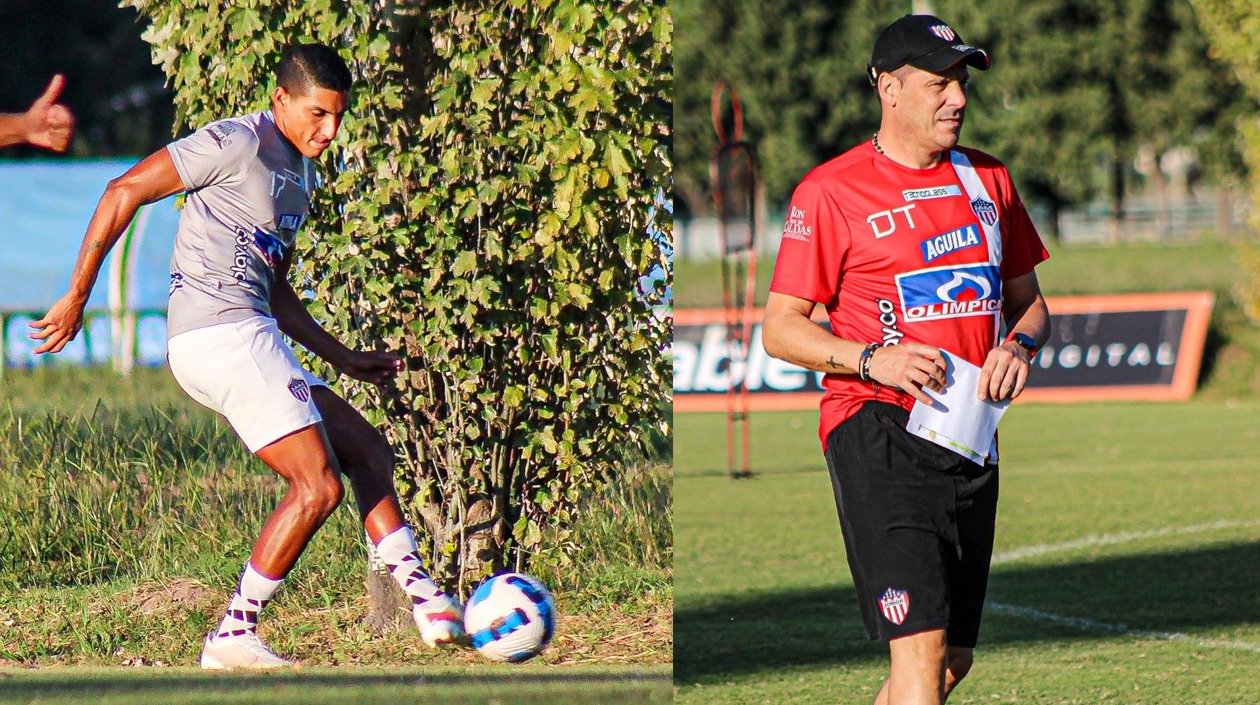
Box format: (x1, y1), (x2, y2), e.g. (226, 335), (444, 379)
(768, 141), (1049, 447)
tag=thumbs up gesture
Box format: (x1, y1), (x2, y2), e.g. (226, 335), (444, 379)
(23, 75), (75, 152)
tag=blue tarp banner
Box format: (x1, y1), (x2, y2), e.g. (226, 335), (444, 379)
(0, 159), (178, 367)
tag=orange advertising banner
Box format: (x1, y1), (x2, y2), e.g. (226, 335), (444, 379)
(673, 291), (1214, 413)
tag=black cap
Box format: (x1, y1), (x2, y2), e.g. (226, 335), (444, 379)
(867, 15), (990, 86)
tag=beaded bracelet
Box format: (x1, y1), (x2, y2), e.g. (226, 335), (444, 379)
(858, 343), (879, 382)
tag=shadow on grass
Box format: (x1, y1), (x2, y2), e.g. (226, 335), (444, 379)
(675, 540), (1260, 683)
(0, 670), (673, 705)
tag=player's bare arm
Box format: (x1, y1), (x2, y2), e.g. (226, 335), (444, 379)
(269, 254), (402, 386)
(29, 149), (185, 354)
(0, 75), (75, 151)
(977, 270), (1050, 401)
(763, 291), (946, 405)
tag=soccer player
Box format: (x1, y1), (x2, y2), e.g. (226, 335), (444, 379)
(30, 44), (465, 669)
(0, 74), (75, 151)
(762, 15), (1050, 705)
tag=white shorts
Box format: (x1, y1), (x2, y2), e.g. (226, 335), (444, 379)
(167, 317), (327, 453)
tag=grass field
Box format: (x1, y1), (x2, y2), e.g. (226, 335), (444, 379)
(0, 367), (670, 702)
(674, 403), (1260, 704)
(0, 666), (672, 704)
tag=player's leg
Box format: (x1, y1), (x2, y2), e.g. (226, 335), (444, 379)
(311, 386), (465, 646)
(201, 423), (343, 669)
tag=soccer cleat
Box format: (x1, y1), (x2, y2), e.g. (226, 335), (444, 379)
(199, 631), (295, 670)
(414, 595), (467, 648)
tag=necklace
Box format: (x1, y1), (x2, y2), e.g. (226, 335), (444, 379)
(872, 132), (884, 154)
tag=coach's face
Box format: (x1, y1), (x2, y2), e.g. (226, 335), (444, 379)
(274, 85), (349, 159)
(892, 63), (970, 155)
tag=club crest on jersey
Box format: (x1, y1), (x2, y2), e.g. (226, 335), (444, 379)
(895, 263), (1001, 322)
(970, 196), (998, 226)
(921, 224), (981, 263)
(879, 588), (910, 625)
(288, 378), (310, 402)
(902, 185), (962, 202)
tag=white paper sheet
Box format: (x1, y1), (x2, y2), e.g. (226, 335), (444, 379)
(905, 350), (1009, 464)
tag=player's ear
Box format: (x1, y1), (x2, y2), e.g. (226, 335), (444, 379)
(273, 86), (290, 108)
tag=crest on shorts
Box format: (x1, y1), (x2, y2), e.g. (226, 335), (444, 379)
(970, 196), (997, 226)
(288, 378), (310, 402)
(878, 587), (910, 625)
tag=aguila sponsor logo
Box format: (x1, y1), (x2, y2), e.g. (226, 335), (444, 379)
(782, 205), (812, 242)
(920, 224), (981, 263)
(895, 263), (1001, 322)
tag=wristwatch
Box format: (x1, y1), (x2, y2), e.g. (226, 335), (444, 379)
(1010, 332), (1039, 356)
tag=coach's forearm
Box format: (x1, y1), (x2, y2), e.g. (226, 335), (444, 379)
(762, 309), (864, 375)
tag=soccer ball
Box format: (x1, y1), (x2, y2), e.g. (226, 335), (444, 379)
(464, 572), (557, 663)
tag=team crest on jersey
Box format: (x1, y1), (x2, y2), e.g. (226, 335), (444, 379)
(921, 224), (982, 263)
(288, 378), (310, 402)
(895, 263), (1001, 322)
(970, 196), (998, 226)
(929, 25), (956, 41)
(879, 588), (910, 625)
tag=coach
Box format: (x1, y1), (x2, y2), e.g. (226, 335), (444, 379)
(762, 15), (1051, 705)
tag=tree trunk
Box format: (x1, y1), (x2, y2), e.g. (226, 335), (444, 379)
(363, 532), (412, 634)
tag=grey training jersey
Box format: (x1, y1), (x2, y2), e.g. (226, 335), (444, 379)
(165, 110), (316, 338)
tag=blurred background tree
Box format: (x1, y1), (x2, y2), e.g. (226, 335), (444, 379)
(675, 0), (1250, 242)
(0, 0), (173, 157)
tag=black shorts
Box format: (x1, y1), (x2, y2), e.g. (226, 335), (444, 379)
(823, 401), (998, 648)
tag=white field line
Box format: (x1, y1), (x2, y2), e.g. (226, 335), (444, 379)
(991, 519), (1260, 565)
(987, 519), (1260, 653)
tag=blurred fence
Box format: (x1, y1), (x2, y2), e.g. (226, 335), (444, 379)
(0, 309), (168, 376)
(677, 187), (1250, 259)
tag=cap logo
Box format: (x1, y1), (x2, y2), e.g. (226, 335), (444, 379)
(929, 24), (956, 42)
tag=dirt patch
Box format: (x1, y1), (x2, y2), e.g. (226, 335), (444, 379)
(126, 578), (217, 617)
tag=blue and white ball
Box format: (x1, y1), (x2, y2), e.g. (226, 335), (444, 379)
(464, 572), (557, 663)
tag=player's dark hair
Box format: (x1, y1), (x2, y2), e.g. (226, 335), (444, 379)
(276, 44), (353, 96)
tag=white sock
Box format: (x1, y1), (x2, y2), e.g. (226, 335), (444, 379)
(215, 562), (284, 640)
(375, 525), (445, 607)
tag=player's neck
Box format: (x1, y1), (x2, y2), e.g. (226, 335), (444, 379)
(872, 126), (947, 170)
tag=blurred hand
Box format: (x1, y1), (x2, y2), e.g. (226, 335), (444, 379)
(24, 75), (75, 153)
(28, 292), (87, 354)
(867, 342), (947, 405)
(977, 342), (1031, 402)
(338, 349), (404, 386)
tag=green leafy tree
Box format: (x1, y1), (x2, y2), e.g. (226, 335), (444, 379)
(674, 0), (902, 215)
(939, 0), (1248, 239)
(124, 0), (672, 595)
(1192, 0), (1260, 321)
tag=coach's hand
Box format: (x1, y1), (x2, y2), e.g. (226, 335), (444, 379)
(867, 342), (947, 406)
(978, 342), (1031, 402)
(339, 349), (404, 386)
(24, 75), (75, 153)
(28, 292), (87, 354)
